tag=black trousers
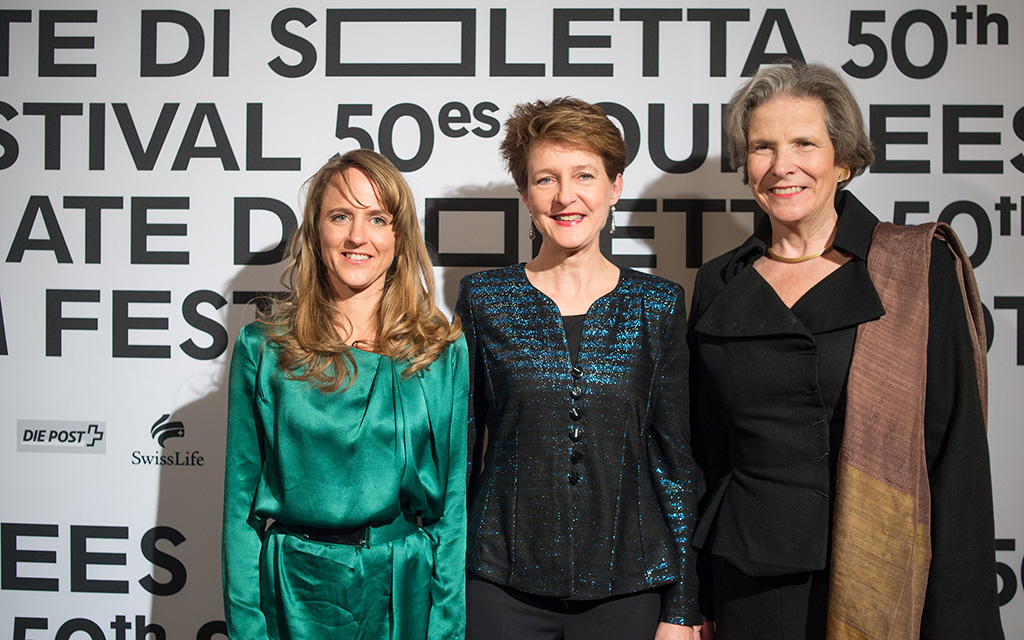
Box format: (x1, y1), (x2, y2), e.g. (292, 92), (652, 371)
(711, 556), (829, 640)
(466, 575), (662, 640)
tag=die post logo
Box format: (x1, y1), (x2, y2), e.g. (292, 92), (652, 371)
(17, 420), (106, 453)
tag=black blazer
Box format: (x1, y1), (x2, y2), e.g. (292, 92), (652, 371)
(689, 191), (1003, 635)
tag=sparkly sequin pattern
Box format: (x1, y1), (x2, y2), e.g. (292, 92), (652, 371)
(456, 264), (700, 624)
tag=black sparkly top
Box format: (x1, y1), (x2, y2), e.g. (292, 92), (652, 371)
(456, 264), (700, 625)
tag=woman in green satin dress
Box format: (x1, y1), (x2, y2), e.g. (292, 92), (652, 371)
(222, 149), (469, 639)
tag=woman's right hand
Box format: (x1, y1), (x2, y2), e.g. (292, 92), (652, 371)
(694, 620), (715, 640)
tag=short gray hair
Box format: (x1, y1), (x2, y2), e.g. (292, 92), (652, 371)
(723, 60), (874, 188)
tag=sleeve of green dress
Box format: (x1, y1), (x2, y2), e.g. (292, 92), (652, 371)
(222, 324), (270, 639)
(425, 335), (470, 640)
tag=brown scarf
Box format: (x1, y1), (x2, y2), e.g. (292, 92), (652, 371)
(827, 222), (987, 639)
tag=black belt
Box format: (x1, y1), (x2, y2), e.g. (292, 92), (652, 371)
(277, 515), (419, 548)
(285, 524), (368, 545)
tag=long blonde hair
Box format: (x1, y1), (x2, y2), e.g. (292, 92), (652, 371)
(261, 149), (461, 391)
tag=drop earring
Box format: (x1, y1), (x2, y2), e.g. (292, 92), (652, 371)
(609, 205), (616, 235)
(529, 215), (535, 240)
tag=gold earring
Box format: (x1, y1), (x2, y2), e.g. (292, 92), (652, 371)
(610, 205), (616, 235)
(838, 168), (849, 182)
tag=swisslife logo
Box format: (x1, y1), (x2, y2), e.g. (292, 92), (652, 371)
(150, 413), (184, 445)
(131, 414), (205, 467)
(17, 420), (106, 454)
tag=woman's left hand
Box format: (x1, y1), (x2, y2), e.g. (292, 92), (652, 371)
(654, 621), (694, 640)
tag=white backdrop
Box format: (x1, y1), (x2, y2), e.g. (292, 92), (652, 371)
(2, 1), (1022, 637)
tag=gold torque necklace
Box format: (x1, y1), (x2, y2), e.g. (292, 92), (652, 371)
(764, 244), (833, 263)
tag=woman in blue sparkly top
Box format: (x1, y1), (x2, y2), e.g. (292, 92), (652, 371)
(456, 98), (704, 640)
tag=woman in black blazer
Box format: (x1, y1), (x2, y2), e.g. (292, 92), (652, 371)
(689, 60), (1002, 640)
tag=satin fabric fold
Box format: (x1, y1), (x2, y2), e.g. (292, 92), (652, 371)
(222, 324), (469, 639)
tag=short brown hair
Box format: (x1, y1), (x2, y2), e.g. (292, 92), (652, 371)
(499, 97), (628, 191)
(723, 60), (874, 188)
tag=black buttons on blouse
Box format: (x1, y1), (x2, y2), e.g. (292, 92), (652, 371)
(569, 364), (584, 424)
(569, 364), (584, 485)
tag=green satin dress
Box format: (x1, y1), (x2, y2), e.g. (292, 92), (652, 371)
(222, 323), (468, 639)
